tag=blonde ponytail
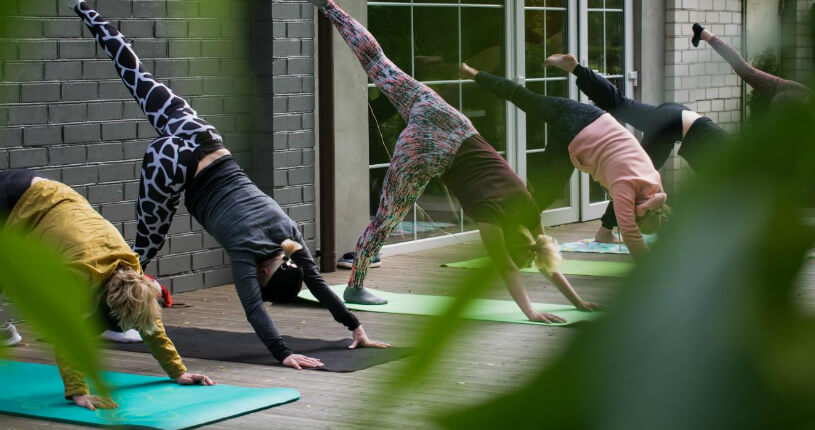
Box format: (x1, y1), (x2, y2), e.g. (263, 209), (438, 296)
(105, 266), (160, 335)
(531, 234), (562, 273)
(280, 239), (303, 258)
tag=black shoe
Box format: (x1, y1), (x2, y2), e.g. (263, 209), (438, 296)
(691, 23), (705, 48)
(337, 252), (381, 269)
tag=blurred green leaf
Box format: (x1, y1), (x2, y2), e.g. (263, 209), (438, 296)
(0, 228), (108, 395)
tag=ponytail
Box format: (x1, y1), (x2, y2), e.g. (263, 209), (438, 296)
(531, 234), (562, 273)
(280, 239), (303, 258)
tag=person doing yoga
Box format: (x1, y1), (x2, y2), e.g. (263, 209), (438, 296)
(692, 23), (811, 105)
(543, 53), (728, 244)
(313, 0), (602, 319)
(459, 63), (671, 259)
(71, 0), (387, 370)
(0, 169), (214, 410)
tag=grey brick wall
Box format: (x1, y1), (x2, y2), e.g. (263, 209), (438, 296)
(1, 0), (318, 293)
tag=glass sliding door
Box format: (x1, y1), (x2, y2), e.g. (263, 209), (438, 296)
(578, 0), (632, 220)
(367, 0), (506, 245)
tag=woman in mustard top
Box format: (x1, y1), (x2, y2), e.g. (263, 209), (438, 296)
(1, 169), (214, 410)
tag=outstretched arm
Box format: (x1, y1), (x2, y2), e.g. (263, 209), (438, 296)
(477, 223), (565, 323)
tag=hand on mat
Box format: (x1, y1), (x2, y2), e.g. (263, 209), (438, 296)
(349, 326), (391, 350)
(527, 311), (566, 324)
(283, 354), (324, 370)
(72, 394), (118, 411)
(575, 301), (605, 312)
(176, 372), (215, 386)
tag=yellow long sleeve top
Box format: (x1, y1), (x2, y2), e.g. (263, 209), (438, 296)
(5, 180), (187, 398)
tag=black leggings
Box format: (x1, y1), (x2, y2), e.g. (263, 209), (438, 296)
(573, 65), (727, 229)
(474, 71), (603, 210)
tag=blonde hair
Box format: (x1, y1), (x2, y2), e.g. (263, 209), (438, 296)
(522, 227), (562, 273)
(105, 266), (160, 335)
(637, 204), (672, 235)
(280, 239), (303, 257)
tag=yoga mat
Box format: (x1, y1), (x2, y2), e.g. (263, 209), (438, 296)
(0, 360), (299, 430)
(442, 258), (633, 278)
(299, 285), (601, 326)
(558, 234), (658, 254)
(108, 327), (412, 373)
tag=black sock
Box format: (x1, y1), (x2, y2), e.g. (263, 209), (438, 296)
(691, 23), (705, 48)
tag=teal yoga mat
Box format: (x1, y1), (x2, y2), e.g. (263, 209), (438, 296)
(0, 360), (299, 430)
(299, 285), (601, 326)
(558, 235), (658, 254)
(442, 257), (633, 278)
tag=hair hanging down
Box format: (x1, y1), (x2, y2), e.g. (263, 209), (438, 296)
(531, 234), (562, 274)
(105, 266), (161, 335)
(637, 204), (672, 235)
(280, 239), (303, 257)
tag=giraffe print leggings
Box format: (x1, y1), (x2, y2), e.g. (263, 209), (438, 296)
(73, 1), (224, 268)
(319, 0), (478, 289)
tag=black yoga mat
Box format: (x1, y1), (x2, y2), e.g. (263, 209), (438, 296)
(107, 326), (413, 373)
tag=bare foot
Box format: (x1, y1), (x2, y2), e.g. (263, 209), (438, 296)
(459, 62), (479, 80)
(594, 227), (620, 244)
(544, 54), (578, 73)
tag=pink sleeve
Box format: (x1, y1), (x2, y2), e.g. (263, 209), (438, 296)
(610, 183), (648, 258)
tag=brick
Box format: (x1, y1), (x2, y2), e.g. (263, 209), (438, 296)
(200, 40), (232, 57)
(167, 78), (203, 96)
(8, 105), (47, 126)
(121, 20), (155, 38)
(2, 19), (43, 38)
(89, 101), (123, 121)
(170, 272), (204, 293)
(0, 128), (23, 148)
(202, 232), (220, 248)
(169, 40), (201, 58)
(102, 122), (138, 140)
(44, 20), (83, 38)
(287, 22), (313, 38)
(49, 145), (87, 165)
(23, 126), (62, 146)
(192, 249), (223, 270)
(18, 0), (55, 16)
(204, 267), (233, 288)
(82, 61), (118, 79)
(170, 233), (203, 254)
(154, 59), (189, 77)
(64, 123), (101, 143)
(0, 151), (8, 169)
(188, 58), (221, 75)
(4, 62), (43, 82)
(62, 165), (101, 186)
(123, 103), (144, 120)
(59, 40), (96, 59)
(9, 148), (48, 168)
(167, 1), (200, 18)
(62, 81), (98, 101)
(133, 1), (166, 18)
(101, 201), (136, 222)
(158, 254), (191, 276)
(132, 39), (167, 58)
(45, 61), (82, 81)
(169, 214), (192, 234)
(0, 84), (19, 104)
(99, 81), (132, 99)
(88, 183), (124, 204)
(97, 0), (133, 17)
(124, 181), (140, 200)
(188, 20), (221, 38)
(289, 204), (316, 221)
(88, 143), (124, 162)
(21, 82), (61, 103)
(99, 163), (136, 182)
(155, 21), (188, 38)
(288, 167), (314, 185)
(137, 122), (159, 139)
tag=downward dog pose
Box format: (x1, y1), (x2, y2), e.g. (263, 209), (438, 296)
(544, 54), (729, 243)
(692, 23), (811, 105)
(315, 0), (602, 319)
(460, 63), (671, 258)
(1, 170), (213, 410)
(71, 0), (387, 369)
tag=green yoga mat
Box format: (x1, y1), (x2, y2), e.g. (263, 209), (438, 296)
(442, 258), (633, 278)
(299, 285), (601, 326)
(0, 360), (299, 430)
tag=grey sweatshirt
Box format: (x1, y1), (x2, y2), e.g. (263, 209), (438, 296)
(185, 156), (360, 361)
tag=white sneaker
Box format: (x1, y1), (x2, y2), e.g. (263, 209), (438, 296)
(1, 323), (22, 347)
(100, 329), (142, 343)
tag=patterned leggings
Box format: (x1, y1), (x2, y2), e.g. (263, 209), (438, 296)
(708, 36), (811, 104)
(74, 1), (224, 268)
(319, 0), (477, 288)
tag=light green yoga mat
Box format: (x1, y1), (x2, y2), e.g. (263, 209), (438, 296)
(442, 257), (634, 278)
(0, 360), (299, 430)
(299, 285), (601, 326)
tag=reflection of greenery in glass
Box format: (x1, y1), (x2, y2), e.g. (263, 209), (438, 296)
(461, 8), (505, 76)
(587, 0), (624, 77)
(368, 6), (413, 75)
(462, 82), (506, 153)
(414, 7), (459, 81)
(526, 9), (568, 79)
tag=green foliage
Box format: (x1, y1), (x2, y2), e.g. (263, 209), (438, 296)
(0, 228), (108, 396)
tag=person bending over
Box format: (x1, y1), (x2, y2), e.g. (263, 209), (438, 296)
(70, 0), (387, 369)
(460, 63), (671, 259)
(0, 169), (213, 410)
(313, 0), (600, 318)
(544, 53), (729, 243)
(692, 23), (811, 105)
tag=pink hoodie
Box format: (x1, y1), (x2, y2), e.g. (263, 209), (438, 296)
(568, 113), (667, 257)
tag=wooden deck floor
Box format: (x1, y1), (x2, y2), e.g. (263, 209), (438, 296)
(2, 220), (813, 429)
